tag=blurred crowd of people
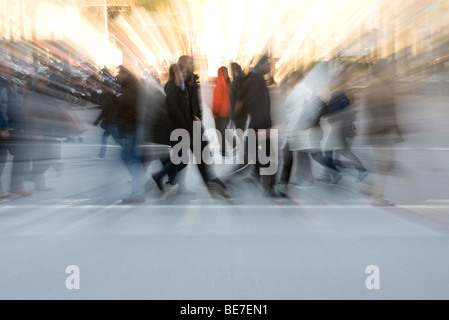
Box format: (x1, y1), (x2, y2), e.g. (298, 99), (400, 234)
(0, 52), (403, 206)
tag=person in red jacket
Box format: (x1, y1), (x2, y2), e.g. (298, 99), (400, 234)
(212, 67), (232, 157)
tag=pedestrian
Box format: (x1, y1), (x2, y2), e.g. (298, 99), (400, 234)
(115, 65), (146, 203)
(229, 62), (247, 132)
(150, 63), (189, 197)
(276, 71), (304, 194)
(281, 62), (342, 190)
(234, 55), (279, 197)
(212, 66), (232, 157)
(93, 79), (122, 159)
(176, 56), (229, 198)
(321, 68), (368, 181)
(0, 60), (31, 197)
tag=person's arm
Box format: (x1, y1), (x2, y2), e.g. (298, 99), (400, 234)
(212, 82), (226, 118)
(166, 90), (192, 135)
(233, 76), (248, 118)
(233, 99), (243, 118)
(93, 94), (111, 125)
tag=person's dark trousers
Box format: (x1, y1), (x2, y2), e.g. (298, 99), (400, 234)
(231, 114), (247, 151)
(7, 138), (31, 191)
(332, 143), (367, 172)
(280, 141), (293, 184)
(0, 135), (31, 191)
(189, 125), (215, 183)
(0, 143), (8, 193)
(192, 137), (213, 183)
(214, 117), (230, 156)
(254, 133), (276, 192)
(98, 123), (122, 158)
(31, 140), (61, 189)
(153, 148), (187, 185)
(121, 128), (145, 198)
(310, 151), (340, 173)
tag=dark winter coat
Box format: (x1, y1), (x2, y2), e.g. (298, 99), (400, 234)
(237, 68), (271, 130)
(165, 80), (195, 137)
(144, 90), (176, 146)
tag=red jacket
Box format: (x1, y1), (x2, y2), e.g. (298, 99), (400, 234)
(212, 68), (231, 118)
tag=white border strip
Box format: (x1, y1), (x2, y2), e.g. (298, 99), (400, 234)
(1, 204), (449, 210)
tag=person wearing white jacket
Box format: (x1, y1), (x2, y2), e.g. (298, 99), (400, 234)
(278, 62), (342, 192)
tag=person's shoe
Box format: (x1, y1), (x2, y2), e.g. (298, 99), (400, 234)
(10, 189), (32, 197)
(273, 186), (288, 198)
(357, 170), (369, 182)
(161, 183), (178, 200)
(330, 172), (343, 184)
(152, 173), (165, 192)
(0, 192), (11, 199)
(36, 186), (54, 192)
(371, 199), (395, 206)
(206, 179), (231, 199)
(371, 198), (395, 207)
(264, 187), (281, 198)
(275, 181), (288, 197)
(295, 182), (314, 189)
(93, 155), (105, 160)
(121, 195), (146, 204)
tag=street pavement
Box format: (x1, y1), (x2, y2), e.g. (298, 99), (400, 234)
(0, 87), (448, 300)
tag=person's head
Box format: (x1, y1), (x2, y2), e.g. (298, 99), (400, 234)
(33, 72), (50, 89)
(169, 63), (186, 88)
(218, 66), (229, 80)
(178, 55), (194, 78)
(256, 55), (271, 75)
(117, 65), (138, 86)
(230, 62), (243, 79)
(116, 65), (130, 84)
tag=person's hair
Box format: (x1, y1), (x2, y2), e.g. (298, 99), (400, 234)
(178, 55), (192, 67)
(168, 64), (180, 81)
(178, 55), (195, 85)
(256, 55), (269, 68)
(219, 66), (230, 85)
(230, 62), (242, 77)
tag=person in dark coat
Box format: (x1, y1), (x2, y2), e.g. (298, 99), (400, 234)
(176, 56), (229, 198)
(234, 55), (279, 197)
(230, 62), (247, 132)
(116, 65), (146, 203)
(0, 60), (31, 197)
(93, 80), (122, 159)
(150, 63), (189, 196)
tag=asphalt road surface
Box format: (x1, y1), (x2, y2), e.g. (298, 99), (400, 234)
(0, 88), (448, 300)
